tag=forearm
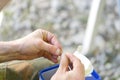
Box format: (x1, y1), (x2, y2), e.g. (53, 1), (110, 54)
(0, 0), (10, 10)
(0, 41), (21, 63)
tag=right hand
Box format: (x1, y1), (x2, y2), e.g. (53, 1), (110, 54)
(51, 53), (85, 80)
(15, 29), (62, 63)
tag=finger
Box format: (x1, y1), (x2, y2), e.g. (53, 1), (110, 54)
(38, 50), (58, 63)
(38, 50), (51, 60)
(41, 41), (62, 56)
(66, 53), (84, 71)
(51, 55), (59, 63)
(51, 57), (58, 63)
(52, 55), (58, 59)
(49, 35), (62, 49)
(58, 53), (69, 72)
(44, 30), (62, 50)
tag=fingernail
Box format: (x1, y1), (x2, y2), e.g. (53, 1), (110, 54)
(56, 49), (61, 55)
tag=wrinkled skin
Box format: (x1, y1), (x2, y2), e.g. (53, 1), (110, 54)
(17, 29), (62, 63)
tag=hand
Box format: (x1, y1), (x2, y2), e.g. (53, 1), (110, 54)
(17, 29), (62, 63)
(51, 53), (85, 80)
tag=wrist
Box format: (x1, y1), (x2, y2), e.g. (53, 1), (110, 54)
(8, 40), (21, 53)
(0, 40), (21, 62)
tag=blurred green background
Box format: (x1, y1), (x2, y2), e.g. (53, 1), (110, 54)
(0, 0), (120, 80)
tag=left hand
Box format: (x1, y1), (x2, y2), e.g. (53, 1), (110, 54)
(16, 29), (62, 63)
(51, 53), (85, 80)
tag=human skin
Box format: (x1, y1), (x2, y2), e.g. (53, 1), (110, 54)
(0, 29), (62, 63)
(0, 29), (85, 80)
(0, 0), (10, 10)
(51, 53), (85, 80)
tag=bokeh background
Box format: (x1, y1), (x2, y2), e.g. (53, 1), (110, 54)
(0, 0), (120, 80)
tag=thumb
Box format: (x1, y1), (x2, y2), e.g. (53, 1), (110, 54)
(58, 53), (69, 72)
(41, 41), (62, 56)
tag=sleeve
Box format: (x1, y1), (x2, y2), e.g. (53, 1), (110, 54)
(0, 57), (54, 80)
(0, 63), (6, 80)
